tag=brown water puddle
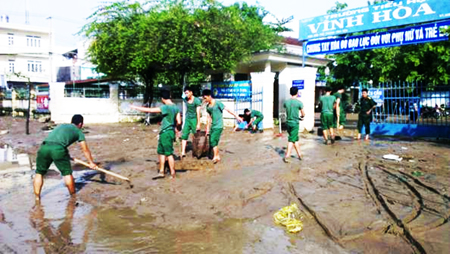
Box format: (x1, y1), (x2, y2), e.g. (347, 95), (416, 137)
(87, 208), (249, 253)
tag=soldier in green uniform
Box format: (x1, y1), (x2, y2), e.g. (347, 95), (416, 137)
(319, 87), (336, 145)
(131, 90), (181, 178)
(181, 86), (202, 158)
(202, 89), (243, 164)
(333, 86), (346, 130)
(283, 87), (305, 163)
(244, 108), (264, 132)
(356, 88), (377, 140)
(33, 114), (98, 201)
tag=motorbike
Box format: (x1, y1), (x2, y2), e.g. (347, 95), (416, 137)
(420, 106), (440, 119)
(438, 104), (450, 118)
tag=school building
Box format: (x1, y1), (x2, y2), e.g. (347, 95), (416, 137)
(0, 18), (51, 116)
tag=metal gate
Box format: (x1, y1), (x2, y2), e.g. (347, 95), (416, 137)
(235, 85), (263, 127)
(358, 82), (450, 138)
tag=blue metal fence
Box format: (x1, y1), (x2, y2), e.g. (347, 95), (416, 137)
(358, 82), (450, 137)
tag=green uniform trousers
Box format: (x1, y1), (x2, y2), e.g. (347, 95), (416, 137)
(338, 112), (346, 126)
(181, 118), (197, 140)
(209, 128), (223, 148)
(157, 130), (175, 156)
(286, 122), (299, 143)
(36, 143), (72, 176)
(357, 115), (372, 135)
(321, 113), (335, 130)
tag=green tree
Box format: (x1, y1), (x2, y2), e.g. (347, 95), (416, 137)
(82, 0), (285, 105)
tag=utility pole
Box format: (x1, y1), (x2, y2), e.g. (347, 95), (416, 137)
(25, 0), (30, 24)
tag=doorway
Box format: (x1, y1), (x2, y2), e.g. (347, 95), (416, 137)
(273, 72), (279, 118)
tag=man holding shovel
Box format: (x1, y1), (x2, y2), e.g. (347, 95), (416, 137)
(180, 86), (202, 158)
(202, 89), (243, 164)
(131, 90), (181, 178)
(34, 114), (98, 201)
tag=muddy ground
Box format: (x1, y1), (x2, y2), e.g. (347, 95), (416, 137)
(0, 116), (449, 253)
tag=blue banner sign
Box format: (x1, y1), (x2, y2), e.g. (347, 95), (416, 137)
(212, 81), (251, 99)
(368, 88), (384, 106)
(299, 0), (450, 41)
(305, 20), (450, 55)
(292, 80), (305, 90)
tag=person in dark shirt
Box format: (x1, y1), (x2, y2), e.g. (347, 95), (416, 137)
(356, 88), (377, 140)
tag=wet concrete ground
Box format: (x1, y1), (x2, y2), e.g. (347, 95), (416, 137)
(1, 117), (449, 253)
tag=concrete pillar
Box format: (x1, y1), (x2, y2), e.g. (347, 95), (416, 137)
(251, 70), (274, 129)
(109, 84), (120, 122)
(264, 61), (271, 73)
(278, 66), (317, 132)
(49, 82), (65, 123)
(11, 89), (17, 117)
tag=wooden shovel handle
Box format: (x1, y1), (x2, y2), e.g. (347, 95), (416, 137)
(72, 158), (130, 182)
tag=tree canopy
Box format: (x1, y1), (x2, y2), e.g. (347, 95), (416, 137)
(319, 1), (450, 87)
(82, 0), (286, 104)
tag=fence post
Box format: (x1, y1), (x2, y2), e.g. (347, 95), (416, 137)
(402, 81), (405, 124)
(394, 82), (398, 124)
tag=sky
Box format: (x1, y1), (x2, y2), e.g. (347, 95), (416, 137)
(1, 0), (365, 50)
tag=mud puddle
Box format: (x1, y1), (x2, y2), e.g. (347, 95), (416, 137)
(0, 164), (103, 253)
(87, 208), (251, 253)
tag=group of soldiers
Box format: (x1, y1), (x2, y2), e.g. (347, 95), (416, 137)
(319, 87), (377, 144)
(130, 87), (245, 179)
(33, 85), (377, 200)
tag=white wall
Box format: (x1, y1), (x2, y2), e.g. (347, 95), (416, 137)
(50, 82), (186, 124)
(251, 71), (274, 129)
(278, 65), (317, 132)
(50, 82), (120, 123)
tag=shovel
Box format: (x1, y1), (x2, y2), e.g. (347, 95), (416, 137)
(72, 158), (130, 182)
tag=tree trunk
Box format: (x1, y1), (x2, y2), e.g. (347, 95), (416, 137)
(142, 71), (155, 106)
(144, 82), (154, 107)
(180, 72), (187, 90)
(26, 82), (31, 135)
